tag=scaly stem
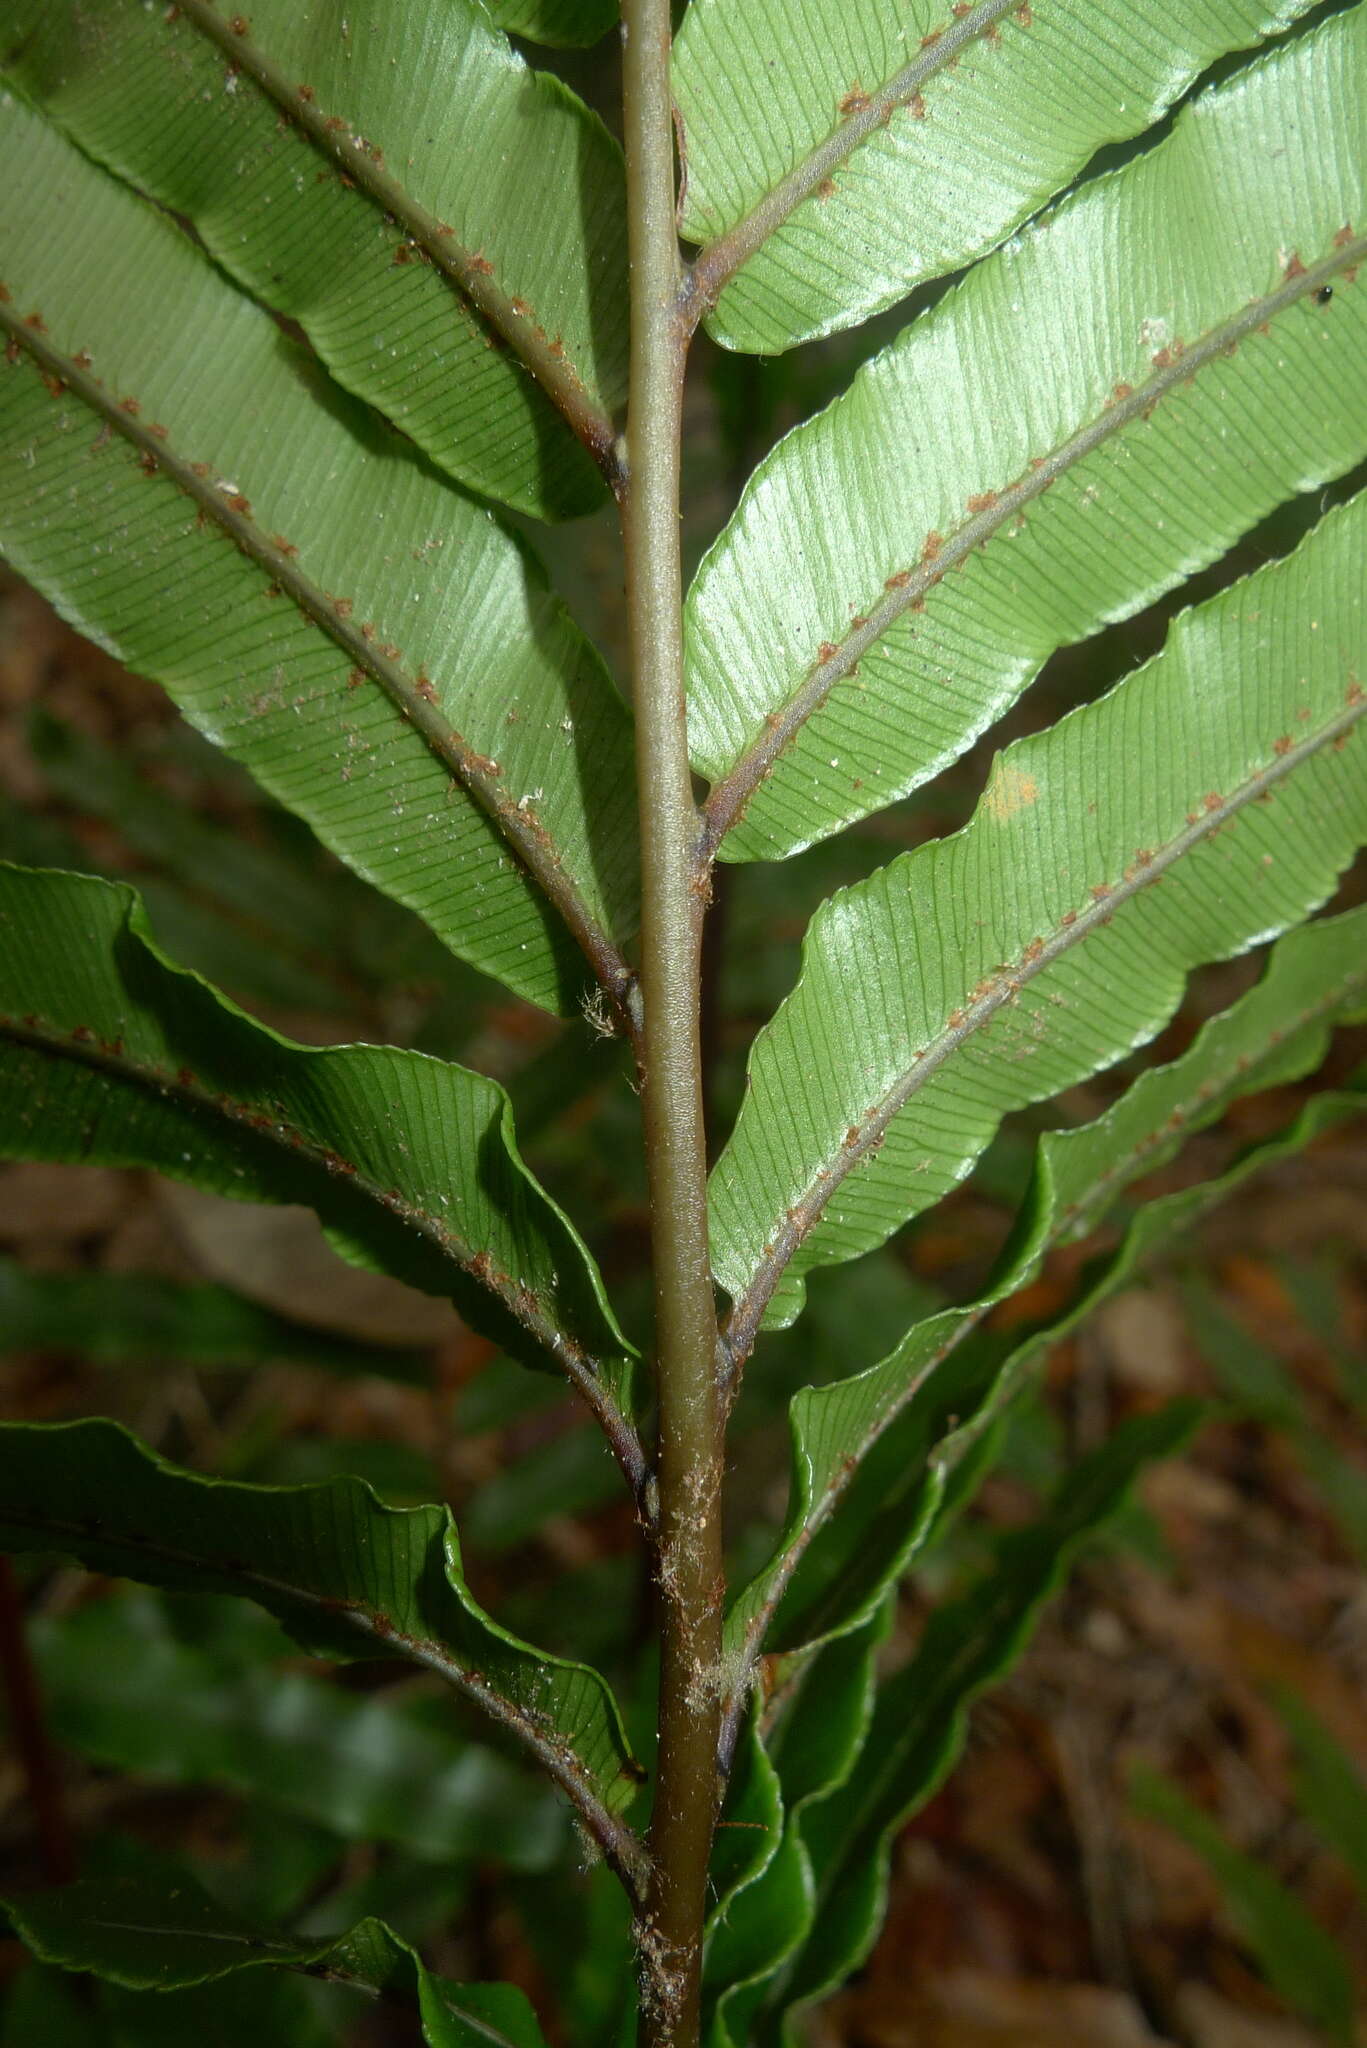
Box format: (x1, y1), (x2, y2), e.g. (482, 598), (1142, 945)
(620, 1), (724, 2039)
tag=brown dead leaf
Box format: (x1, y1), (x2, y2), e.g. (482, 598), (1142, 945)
(1175, 1983), (1326, 2048)
(1092, 1289), (1190, 1394)
(159, 1183), (458, 1346)
(0, 1164), (127, 1245)
(829, 1970), (1178, 2047)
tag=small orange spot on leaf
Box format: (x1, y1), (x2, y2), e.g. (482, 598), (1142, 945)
(984, 763), (1039, 820)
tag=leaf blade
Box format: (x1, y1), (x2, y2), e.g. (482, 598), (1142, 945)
(759, 1405), (1201, 2032)
(32, 1590), (567, 1871)
(3, 0), (626, 516)
(0, 1417), (646, 1881)
(3, 1875), (552, 2048)
(710, 492), (1367, 1341)
(722, 914), (1367, 1685)
(676, 0), (1321, 352)
(702, 1602), (892, 2048)
(0, 865), (638, 1448)
(0, 101), (638, 1014)
(687, 7), (1367, 860)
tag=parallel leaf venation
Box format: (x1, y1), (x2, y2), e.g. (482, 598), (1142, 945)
(675, 0), (1321, 352)
(1, 0), (628, 514)
(0, 1419), (649, 1903)
(4, 1009), (611, 1402)
(704, 1089), (1361, 2036)
(702, 1605), (892, 2046)
(0, 311), (636, 1021)
(720, 911), (1367, 1718)
(681, 0), (1019, 326)
(0, 865), (645, 1490)
(175, 0), (623, 487)
(687, 5), (1367, 862)
(709, 491), (1367, 1340)
(700, 235), (1365, 860)
(758, 1405), (1203, 2033)
(0, 96), (641, 1014)
(724, 685), (1365, 1361)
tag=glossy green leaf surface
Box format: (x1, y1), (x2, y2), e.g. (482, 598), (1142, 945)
(675, 0), (1318, 352)
(702, 1604), (890, 2048)
(0, 1258), (429, 1379)
(3, 0), (626, 518)
(724, 907), (1367, 1674)
(32, 1591), (566, 1869)
(0, 866), (636, 1419)
(761, 1405), (1202, 2037)
(0, 1418), (645, 1850)
(3, 1874), (552, 2048)
(0, 104), (638, 1015)
(1132, 1768), (1355, 2043)
(710, 493), (1367, 1340)
(687, 9), (1367, 859)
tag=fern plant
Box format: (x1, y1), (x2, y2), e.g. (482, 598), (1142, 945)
(0, 0), (1364, 2042)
